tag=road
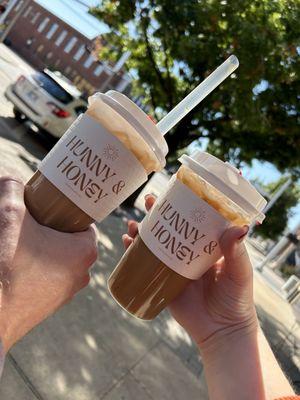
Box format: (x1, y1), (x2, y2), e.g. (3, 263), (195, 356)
(0, 43), (299, 398)
(0, 43), (56, 162)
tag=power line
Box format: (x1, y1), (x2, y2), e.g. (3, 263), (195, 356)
(72, 0), (93, 7)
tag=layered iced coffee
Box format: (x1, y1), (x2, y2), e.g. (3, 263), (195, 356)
(24, 91), (168, 232)
(108, 151), (267, 320)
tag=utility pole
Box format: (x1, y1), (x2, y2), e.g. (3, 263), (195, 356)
(249, 177), (292, 235)
(262, 177), (292, 215)
(0, 0), (30, 43)
(257, 220), (300, 272)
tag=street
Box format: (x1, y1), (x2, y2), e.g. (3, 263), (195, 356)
(0, 43), (299, 398)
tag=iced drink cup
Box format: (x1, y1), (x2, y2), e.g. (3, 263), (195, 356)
(24, 91), (168, 232)
(108, 151), (267, 320)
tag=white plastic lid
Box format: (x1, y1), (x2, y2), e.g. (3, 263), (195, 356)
(179, 151), (267, 223)
(102, 90), (168, 167)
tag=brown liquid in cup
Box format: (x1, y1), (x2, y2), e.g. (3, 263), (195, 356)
(24, 171), (94, 232)
(24, 97), (161, 232)
(108, 165), (251, 320)
(108, 235), (189, 320)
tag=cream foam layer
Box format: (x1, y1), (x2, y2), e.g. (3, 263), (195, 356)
(177, 165), (251, 226)
(87, 96), (161, 174)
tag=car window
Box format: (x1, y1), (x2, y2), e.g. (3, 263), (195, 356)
(32, 72), (73, 104)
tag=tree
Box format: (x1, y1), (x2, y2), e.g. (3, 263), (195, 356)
(254, 178), (300, 240)
(91, 0), (299, 176)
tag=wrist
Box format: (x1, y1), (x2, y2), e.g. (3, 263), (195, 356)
(200, 320), (265, 399)
(199, 316), (259, 361)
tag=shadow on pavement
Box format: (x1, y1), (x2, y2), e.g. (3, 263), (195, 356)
(257, 304), (300, 391)
(3, 206), (203, 400)
(3, 201), (298, 398)
(0, 129), (297, 398)
(0, 115), (54, 160)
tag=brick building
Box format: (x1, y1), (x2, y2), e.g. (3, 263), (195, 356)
(4, 0), (131, 96)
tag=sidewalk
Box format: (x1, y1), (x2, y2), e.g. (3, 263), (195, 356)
(0, 137), (208, 400)
(0, 136), (299, 398)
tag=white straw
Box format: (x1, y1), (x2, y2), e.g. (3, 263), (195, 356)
(156, 55), (239, 135)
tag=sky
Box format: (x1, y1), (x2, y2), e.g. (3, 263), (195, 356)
(35, 0), (107, 40)
(189, 140), (300, 231)
(36, 0), (299, 232)
(242, 161), (300, 231)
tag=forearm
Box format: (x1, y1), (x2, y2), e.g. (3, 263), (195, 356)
(257, 328), (294, 398)
(200, 324), (265, 400)
(200, 325), (294, 400)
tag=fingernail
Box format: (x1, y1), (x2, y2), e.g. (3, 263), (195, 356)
(238, 225), (249, 241)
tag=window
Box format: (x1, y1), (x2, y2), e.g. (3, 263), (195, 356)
(46, 52), (53, 59)
(15, 1), (23, 11)
(23, 6), (32, 18)
(46, 23), (59, 39)
(83, 54), (95, 69)
(31, 12), (40, 24)
(37, 17), (50, 33)
(55, 30), (68, 46)
(94, 65), (103, 76)
(115, 77), (131, 93)
(37, 44), (44, 53)
(104, 65), (113, 75)
(64, 37), (77, 53)
(73, 44), (85, 61)
(32, 72), (73, 104)
(65, 66), (71, 74)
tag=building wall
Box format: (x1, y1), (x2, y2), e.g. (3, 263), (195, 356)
(6, 0), (130, 96)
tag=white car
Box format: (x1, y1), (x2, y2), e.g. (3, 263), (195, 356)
(5, 69), (87, 139)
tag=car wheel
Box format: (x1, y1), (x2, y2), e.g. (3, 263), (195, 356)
(13, 107), (25, 123)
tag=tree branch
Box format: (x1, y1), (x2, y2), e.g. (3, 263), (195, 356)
(149, 88), (159, 120)
(162, 35), (174, 108)
(140, 16), (171, 108)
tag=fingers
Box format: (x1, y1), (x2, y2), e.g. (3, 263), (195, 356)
(65, 225), (98, 274)
(122, 220), (138, 249)
(0, 177), (24, 208)
(122, 233), (134, 249)
(145, 194), (156, 211)
(74, 224), (97, 245)
(219, 225), (252, 283)
(121, 194), (156, 250)
(128, 220), (138, 238)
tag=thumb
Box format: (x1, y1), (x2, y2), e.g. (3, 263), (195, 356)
(219, 225), (252, 282)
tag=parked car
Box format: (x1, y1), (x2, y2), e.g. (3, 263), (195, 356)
(5, 69), (87, 139)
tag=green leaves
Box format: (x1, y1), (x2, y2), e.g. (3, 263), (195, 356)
(91, 0), (299, 176)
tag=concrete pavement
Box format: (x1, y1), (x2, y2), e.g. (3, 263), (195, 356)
(0, 134), (299, 398)
(0, 134), (208, 400)
(0, 43), (298, 398)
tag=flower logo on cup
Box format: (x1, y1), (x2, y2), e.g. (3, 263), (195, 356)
(103, 144), (119, 161)
(190, 208), (206, 224)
